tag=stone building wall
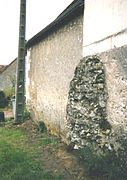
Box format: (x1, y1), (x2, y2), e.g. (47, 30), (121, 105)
(81, 0), (127, 147)
(67, 47), (127, 145)
(26, 14), (83, 137)
(100, 46), (127, 132)
(66, 50), (127, 178)
(0, 59), (17, 91)
(63, 0), (127, 173)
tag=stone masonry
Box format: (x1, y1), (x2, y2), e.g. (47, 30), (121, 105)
(66, 56), (112, 150)
(66, 51), (127, 167)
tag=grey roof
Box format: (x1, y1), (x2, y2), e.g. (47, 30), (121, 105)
(0, 58), (17, 74)
(27, 0), (84, 48)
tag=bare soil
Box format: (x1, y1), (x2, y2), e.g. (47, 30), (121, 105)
(20, 120), (88, 180)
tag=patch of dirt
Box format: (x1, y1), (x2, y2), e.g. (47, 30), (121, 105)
(39, 144), (86, 180)
(18, 119), (90, 180)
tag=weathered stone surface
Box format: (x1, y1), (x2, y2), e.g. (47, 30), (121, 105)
(100, 45), (127, 132)
(66, 56), (113, 151)
(67, 53), (127, 173)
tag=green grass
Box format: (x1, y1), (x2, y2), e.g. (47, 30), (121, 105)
(0, 126), (62, 180)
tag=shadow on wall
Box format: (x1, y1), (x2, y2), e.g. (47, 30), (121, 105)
(66, 56), (127, 179)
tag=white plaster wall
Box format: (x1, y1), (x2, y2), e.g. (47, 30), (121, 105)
(26, 15), (83, 137)
(83, 0), (127, 56)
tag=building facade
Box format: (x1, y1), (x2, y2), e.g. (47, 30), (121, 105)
(0, 59), (17, 91)
(83, 0), (127, 133)
(26, 0), (84, 137)
(26, 0), (127, 154)
(66, 0), (127, 160)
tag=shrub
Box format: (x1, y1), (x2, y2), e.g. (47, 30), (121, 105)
(4, 88), (15, 107)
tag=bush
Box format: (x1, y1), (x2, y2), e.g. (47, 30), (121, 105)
(0, 91), (7, 108)
(4, 88), (15, 107)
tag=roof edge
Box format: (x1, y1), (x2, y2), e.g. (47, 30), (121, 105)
(27, 0), (84, 48)
(0, 58), (17, 74)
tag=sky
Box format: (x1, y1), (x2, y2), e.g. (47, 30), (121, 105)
(0, 0), (73, 65)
